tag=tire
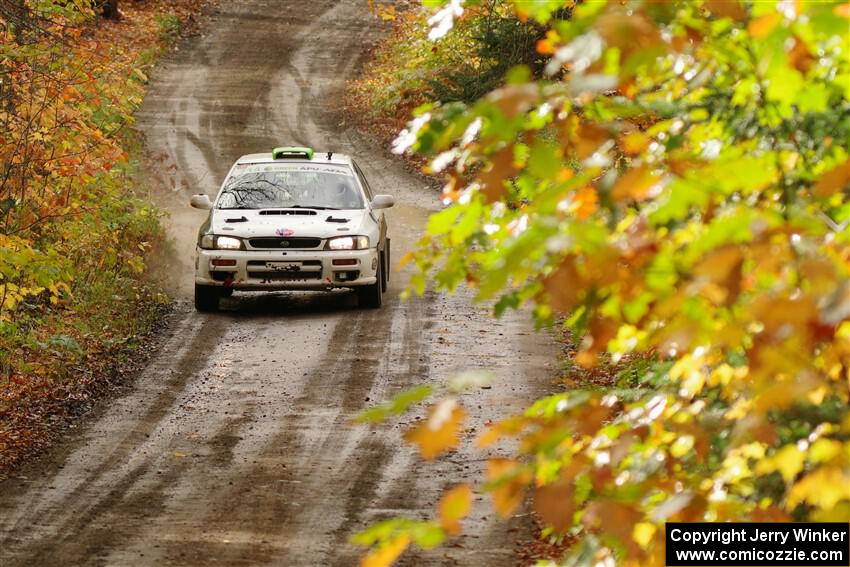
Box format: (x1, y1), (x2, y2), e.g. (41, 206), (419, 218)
(194, 283), (220, 312)
(357, 253), (383, 309)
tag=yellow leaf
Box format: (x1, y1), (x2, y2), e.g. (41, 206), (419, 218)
(693, 246), (743, 306)
(813, 160), (850, 197)
(595, 12), (662, 60)
(360, 534), (410, 567)
(809, 439), (842, 464)
(398, 251), (415, 268)
(748, 12), (782, 38)
(571, 186), (598, 219)
(610, 166), (659, 202)
(799, 257), (836, 294)
(787, 467), (850, 510)
(438, 485), (472, 535)
(533, 478), (575, 532)
(542, 256), (583, 312)
(582, 501), (643, 556)
(576, 315), (619, 368)
(572, 121), (609, 159)
(476, 424), (503, 448)
(787, 36), (814, 74)
(488, 458), (532, 517)
(487, 84), (539, 120)
(537, 38), (555, 55)
(404, 399), (464, 460)
(703, 0), (747, 20)
(633, 522), (656, 548)
(774, 445), (805, 483)
(477, 145), (516, 203)
(620, 131), (649, 155)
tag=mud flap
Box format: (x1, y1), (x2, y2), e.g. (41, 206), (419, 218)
(381, 239), (390, 293)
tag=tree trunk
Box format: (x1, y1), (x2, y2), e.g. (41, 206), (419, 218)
(101, 0), (120, 20)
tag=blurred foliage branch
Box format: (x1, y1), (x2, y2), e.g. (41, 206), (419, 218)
(358, 0), (850, 565)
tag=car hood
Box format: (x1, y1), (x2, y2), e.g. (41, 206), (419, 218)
(209, 209), (371, 239)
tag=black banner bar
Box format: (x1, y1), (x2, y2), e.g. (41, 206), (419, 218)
(666, 522), (849, 566)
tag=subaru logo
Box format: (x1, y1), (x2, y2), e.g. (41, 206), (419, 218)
(280, 240), (290, 247)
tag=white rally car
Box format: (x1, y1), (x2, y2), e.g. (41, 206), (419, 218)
(189, 147), (394, 311)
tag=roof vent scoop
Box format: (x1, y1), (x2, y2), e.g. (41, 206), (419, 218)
(272, 146), (314, 160)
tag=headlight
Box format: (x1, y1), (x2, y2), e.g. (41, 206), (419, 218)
(216, 236), (242, 250)
(199, 234), (243, 250)
(327, 235), (369, 250)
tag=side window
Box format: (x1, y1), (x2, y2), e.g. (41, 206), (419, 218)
(352, 161), (374, 201)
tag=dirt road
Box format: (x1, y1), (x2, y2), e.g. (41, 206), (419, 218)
(0, 2), (555, 565)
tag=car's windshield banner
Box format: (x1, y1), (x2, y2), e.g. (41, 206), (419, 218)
(233, 163), (353, 176)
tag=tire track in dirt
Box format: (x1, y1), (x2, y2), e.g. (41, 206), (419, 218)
(0, 314), (226, 528)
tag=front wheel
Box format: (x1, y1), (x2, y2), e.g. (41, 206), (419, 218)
(357, 253), (383, 309)
(194, 283), (220, 312)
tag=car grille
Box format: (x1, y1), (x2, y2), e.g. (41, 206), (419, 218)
(248, 237), (322, 249)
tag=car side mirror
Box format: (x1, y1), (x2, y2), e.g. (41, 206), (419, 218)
(371, 195), (395, 210)
(190, 194), (213, 210)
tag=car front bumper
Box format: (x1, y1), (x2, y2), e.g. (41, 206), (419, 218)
(194, 247), (378, 290)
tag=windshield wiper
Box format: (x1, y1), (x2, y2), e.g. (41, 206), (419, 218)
(287, 205), (340, 210)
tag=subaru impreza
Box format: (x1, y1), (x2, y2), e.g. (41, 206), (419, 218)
(189, 147), (394, 311)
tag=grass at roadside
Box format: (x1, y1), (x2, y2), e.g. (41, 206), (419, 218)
(0, 0), (212, 475)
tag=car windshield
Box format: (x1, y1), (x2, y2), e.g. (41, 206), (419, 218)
(217, 163), (364, 210)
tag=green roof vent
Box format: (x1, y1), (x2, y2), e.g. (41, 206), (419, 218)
(272, 146), (314, 160)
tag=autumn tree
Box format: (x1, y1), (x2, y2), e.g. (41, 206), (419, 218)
(0, 0), (158, 335)
(359, 1), (850, 565)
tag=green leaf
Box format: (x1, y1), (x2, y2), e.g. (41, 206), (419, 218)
(426, 205), (464, 235)
(355, 385), (433, 424)
(797, 83), (830, 113)
(527, 140), (562, 179)
(448, 370), (495, 392)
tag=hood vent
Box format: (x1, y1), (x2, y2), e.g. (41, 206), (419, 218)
(259, 209), (317, 216)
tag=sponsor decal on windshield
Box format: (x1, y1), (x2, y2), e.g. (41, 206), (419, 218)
(234, 163), (353, 176)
